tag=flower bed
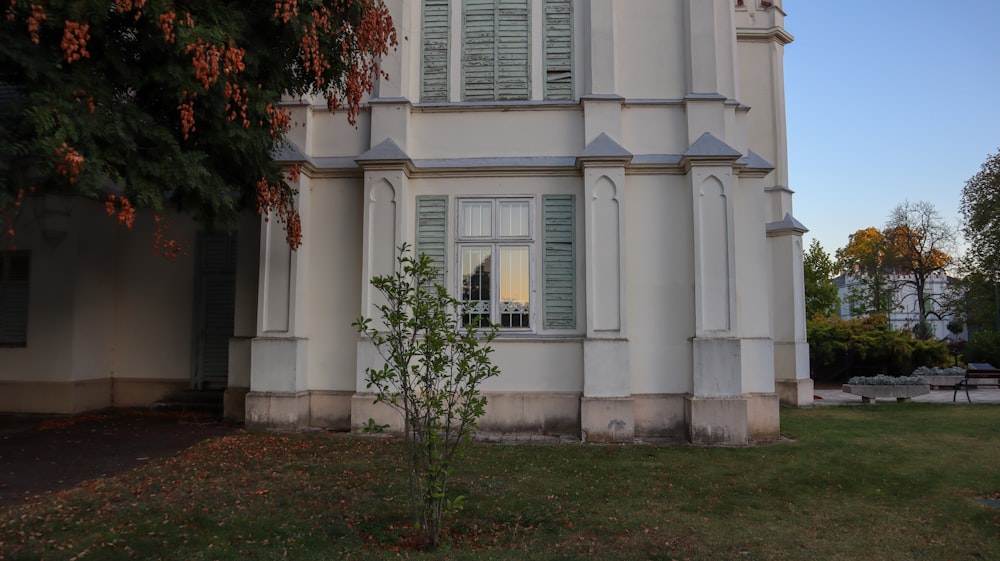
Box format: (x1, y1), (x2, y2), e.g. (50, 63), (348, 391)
(843, 375), (930, 403)
(912, 366), (967, 389)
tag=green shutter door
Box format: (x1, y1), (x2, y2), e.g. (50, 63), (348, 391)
(543, 0), (573, 100)
(422, 0), (450, 101)
(191, 233), (237, 389)
(542, 195), (575, 329)
(0, 253), (29, 346)
(415, 196), (449, 287)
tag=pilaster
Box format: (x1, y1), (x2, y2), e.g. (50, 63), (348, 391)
(685, 0), (737, 99)
(767, 214), (813, 406)
(683, 134), (751, 444)
(351, 138), (414, 430)
(577, 133), (633, 442)
(246, 175), (312, 429)
(583, 0), (618, 96)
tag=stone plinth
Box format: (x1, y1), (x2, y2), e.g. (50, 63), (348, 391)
(842, 384), (930, 404)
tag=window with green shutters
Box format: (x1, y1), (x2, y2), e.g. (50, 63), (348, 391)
(420, 0), (573, 102)
(414, 195), (576, 332)
(0, 252), (29, 346)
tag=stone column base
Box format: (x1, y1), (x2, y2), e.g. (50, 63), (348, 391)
(350, 393), (403, 433)
(746, 392), (781, 441)
(685, 395), (749, 445)
(223, 386), (249, 422)
(775, 377), (814, 407)
(685, 393), (781, 444)
(245, 391), (309, 430)
(309, 391), (354, 430)
(581, 397), (635, 443)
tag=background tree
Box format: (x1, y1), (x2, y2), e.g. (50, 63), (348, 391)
(883, 200), (957, 336)
(0, 1), (396, 251)
(960, 148), (1000, 338)
(803, 238), (840, 319)
(835, 227), (900, 317)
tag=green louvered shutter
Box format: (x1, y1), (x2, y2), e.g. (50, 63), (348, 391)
(192, 234), (236, 389)
(0, 253), (29, 346)
(543, 0), (573, 100)
(542, 195), (575, 329)
(422, 0), (450, 101)
(463, 0), (530, 101)
(496, 0), (530, 100)
(415, 196), (449, 287)
(463, 0), (497, 101)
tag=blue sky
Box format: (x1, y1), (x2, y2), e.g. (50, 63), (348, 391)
(784, 1), (1000, 257)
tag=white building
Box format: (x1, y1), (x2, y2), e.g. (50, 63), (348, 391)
(836, 272), (964, 340)
(0, 0), (811, 445)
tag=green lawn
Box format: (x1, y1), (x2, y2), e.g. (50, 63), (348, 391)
(3, 404), (1000, 560)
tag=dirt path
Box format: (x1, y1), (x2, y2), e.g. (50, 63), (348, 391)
(0, 410), (238, 505)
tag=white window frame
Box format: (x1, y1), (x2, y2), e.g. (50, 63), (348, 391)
(456, 197), (535, 331)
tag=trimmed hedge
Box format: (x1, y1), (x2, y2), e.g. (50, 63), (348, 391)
(808, 314), (950, 383)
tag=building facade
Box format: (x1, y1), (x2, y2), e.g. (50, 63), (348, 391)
(0, 0), (811, 445)
(836, 272), (965, 341)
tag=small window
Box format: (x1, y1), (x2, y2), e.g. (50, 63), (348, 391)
(457, 198), (532, 329)
(0, 252), (30, 346)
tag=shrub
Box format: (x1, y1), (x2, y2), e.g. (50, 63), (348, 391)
(808, 315), (950, 382)
(354, 245), (500, 550)
(964, 329), (1000, 366)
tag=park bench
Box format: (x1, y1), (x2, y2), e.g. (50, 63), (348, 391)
(953, 363), (1000, 403)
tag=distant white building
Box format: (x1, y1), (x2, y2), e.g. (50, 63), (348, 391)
(835, 272), (964, 340)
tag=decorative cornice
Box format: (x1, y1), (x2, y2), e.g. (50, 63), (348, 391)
(355, 138), (414, 173)
(765, 185), (795, 195)
(577, 133), (633, 168)
(682, 132), (743, 169)
(736, 27), (794, 45)
(766, 213), (808, 236)
(736, 150), (775, 178)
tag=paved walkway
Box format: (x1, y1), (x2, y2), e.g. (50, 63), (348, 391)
(812, 387), (1000, 405)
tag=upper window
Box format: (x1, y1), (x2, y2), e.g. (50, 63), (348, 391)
(0, 252), (29, 346)
(458, 198), (532, 328)
(421, 0), (574, 102)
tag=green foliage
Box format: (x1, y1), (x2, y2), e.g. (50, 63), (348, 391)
(964, 329), (1000, 366)
(948, 262), (1000, 333)
(353, 244), (500, 550)
(961, 148), (1000, 283)
(0, 1), (395, 246)
(808, 314), (950, 383)
(803, 238), (840, 319)
(835, 202), (956, 326)
(836, 227), (900, 317)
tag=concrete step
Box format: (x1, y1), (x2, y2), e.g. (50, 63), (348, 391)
(153, 389), (225, 416)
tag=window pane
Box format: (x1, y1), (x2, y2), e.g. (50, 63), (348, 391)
(499, 246), (530, 328)
(461, 246), (492, 327)
(461, 201), (492, 238)
(499, 201), (529, 238)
